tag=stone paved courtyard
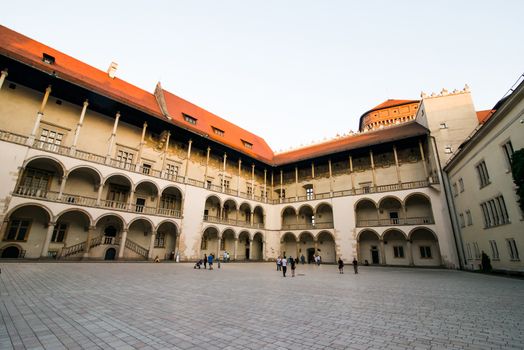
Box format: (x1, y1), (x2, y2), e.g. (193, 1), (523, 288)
(0, 263), (523, 350)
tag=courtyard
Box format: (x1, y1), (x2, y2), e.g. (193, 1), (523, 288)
(0, 263), (523, 350)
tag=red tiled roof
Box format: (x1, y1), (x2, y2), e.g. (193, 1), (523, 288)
(0, 25), (163, 118)
(160, 89), (274, 162)
(370, 99), (418, 111)
(476, 110), (495, 124)
(273, 122), (428, 165)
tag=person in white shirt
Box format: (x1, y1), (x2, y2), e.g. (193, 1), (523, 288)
(281, 255), (288, 277)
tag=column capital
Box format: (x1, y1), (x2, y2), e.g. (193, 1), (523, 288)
(1, 69), (8, 77)
(83, 99), (89, 107)
(45, 85), (52, 93)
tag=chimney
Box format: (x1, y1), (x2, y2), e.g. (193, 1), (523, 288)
(107, 62), (118, 79)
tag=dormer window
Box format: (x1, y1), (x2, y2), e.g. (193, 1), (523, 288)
(42, 53), (55, 65)
(182, 113), (197, 125)
(212, 127), (224, 136)
(241, 140), (253, 149)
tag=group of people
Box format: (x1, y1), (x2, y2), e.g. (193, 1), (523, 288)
(276, 256), (297, 277)
(194, 253), (220, 270)
(337, 257), (359, 274)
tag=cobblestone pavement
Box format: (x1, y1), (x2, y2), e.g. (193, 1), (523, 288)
(0, 263), (523, 350)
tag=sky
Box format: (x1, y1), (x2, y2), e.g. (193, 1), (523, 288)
(1, 0), (523, 152)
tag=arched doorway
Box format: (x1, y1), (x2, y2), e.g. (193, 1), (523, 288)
(104, 248), (116, 260)
(317, 231), (336, 263)
(410, 228), (441, 266)
(1, 246), (20, 258)
(298, 232), (315, 263)
(358, 230), (381, 265)
(281, 232), (297, 258)
(252, 232), (264, 260)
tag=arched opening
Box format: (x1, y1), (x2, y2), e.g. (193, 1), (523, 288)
(96, 214), (124, 246)
(104, 248), (116, 260)
(238, 231), (251, 260)
(281, 207), (297, 229)
(358, 230), (381, 265)
(280, 232), (297, 258)
(102, 175), (132, 210)
(223, 199), (238, 222)
(317, 231), (336, 263)
(378, 197), (403, 225)
(204, 196), (221, 222)
(2, 204), (51, 258)
(239, 203), (252, 226)
(155, 221), (178, 260)
(64, 167), (101, 205)
(253, 206), (264, 228)
(133, 181), (158, 214)
(127, 219), (154, 259)
(298, 231), (315, 263)
(315, 203), (334, 229)
(355, 199), (378, 227)
(252, 232), (264, 260)
(201, 227), (219, 258)
(405, 194), (434, 224)
(383, 229), (408, 265)
(410, 228), (441, 266)
(55, 210), (91, 258)
(298, 205), (314, 229)
(159, 186), (183, 218)
(1, 246), (21, 259)
(16, 157), (64, 199)
(222, 229), (236, 259)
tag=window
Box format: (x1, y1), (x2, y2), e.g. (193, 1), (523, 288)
(19, 168), (51, 196)
(160, 194), (178, 210)
(116, 150), (134, 169)
(506, 239), (519, 261)
(393, 246), (404, 258)
(465, 210), (472, 226)
(241, 140), (253, 149)
(459, 213), (465, 228)
(466, 243), (472, 260)
(420, 246), (432, 259)
(480, 195), (510, 228)
(221, 179), (230, 190)
(164, 163), (179, 179)
(260, 189), (267, 198)
(42, 53), (55, 64)
(51, 223), (68, 243)
(475, 160), (490, 188)
(489, 240), (499, 260)
(212, 127), (224, 136)
(458, 178), (464, 192)
(154, 232), (166, 248)
(247, 186), (253, 196)
(183, 113), (197, 125)
(142, 163), (152, 175)
(453, 183), (458, 197)
(473, 242), (481, 259)
(501, 140), (514, 167)
(206, 180), (212, 189)
(5, 219), (31, 241)
(39, 128), (64, 151)
(280, 189), (286, 198)
(106, 185), (128, 207)
(306, 187), (314, 200)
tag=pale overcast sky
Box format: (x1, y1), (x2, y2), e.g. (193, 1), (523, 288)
(2, 1), (523, 151)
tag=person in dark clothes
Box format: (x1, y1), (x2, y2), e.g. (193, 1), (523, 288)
(203, 254), (207, 269)
(290, 257), (296, 277)
(338, 257), (344, 274)
(352, 257), (358, 274)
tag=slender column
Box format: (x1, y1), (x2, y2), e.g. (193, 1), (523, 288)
(40, 222), (56, 258)
(249, 240), (253, 260)
(311, 162), (315, 178)
(251, 164), (255, 200)
(314, 240), (318, 255)
(379, 239), (386, 265)
(393, 145), (401, 184)
(57, 175), (68, 200)
(349, 155), (355, 193)
(136, 122), (148, 165)
(280, 170), (283, 203)
(406, 241), (414, 266)
(29, 85), (52, 143)
(234, 238), (238, 261)
(221, 153), (227, 192)
(96, 184), (104, 206)
(0, 69), (8, 90)
(237, 159), (242, 196)
(70, 100), (89, 154)
(160, 131), (171, 176)
(262, 238), (267, 261)
(148, 231), (156, 259)
(271, 172), (274, 201)
(217, 237), (221, 258)
(296, 241), (300, 259)
(263, 169), (267, 202)
(118, 229), (128, 258)
(106, 111), (121, 162)
(204, 147), (211, 184)
(295, 167), (299, 200)
(370, 150), (376, 188)
(127, 190), (135, 211)
(328, 159), (333, 195)
(250, 211), (254, 226)
(184, 139), (192, 182)
(419, 139), (429, 179)
(83, 225), (97, 257)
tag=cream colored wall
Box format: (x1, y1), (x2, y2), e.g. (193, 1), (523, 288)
(0, 82), (42, 136)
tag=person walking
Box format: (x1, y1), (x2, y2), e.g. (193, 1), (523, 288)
(352, 257), (358, 274)
(338, 257), (344, 274)
(208, 254), (214, 270)
(300, 254), (305, 265)
(290, 257), (296, 277)
(276, 256), (282, 271)
(203, 254), (207, 269)
(281, 255), (288, 277)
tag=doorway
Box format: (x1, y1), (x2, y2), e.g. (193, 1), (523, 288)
(245, 248), (250, 260)
(1, 246), (20, 258)
(135, 198), (146, 213)
(104, 248), (116, 260)
(307, 247), (315, 263)
(389, 211), (399, 224)
(371, 246), (380, 264)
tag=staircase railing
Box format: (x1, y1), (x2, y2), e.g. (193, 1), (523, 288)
(125, 238), (149, 258)
(61, 241), (86, 258)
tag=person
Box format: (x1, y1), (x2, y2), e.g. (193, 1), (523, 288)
(338, 257), (344, 274)
(170, 250), (175, 260)
(154, 256), (160, 263)
(300, 254), (305, 265)
(364, 259), (369, 266)
(481, 251), (492, 272)
(288, 256), (293, 268)
(352, 257), (358, 274)
(276, 256), (282, 271)
(208, 253), (214, 270)
(295, 257), (299, 264)
(226, 251), (230, 262)
(203, 254), (207, 269)
(223, 251), (228, 263)
(194, 259), (203, 269)
(290, 257), (296, 277)
(281, 255), (288, 277)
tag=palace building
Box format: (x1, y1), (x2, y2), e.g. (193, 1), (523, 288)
(0, 24), (520, 271)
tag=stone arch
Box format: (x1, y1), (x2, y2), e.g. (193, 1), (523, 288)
(201, 226), (220, 257)
(133, 180), (159, 213)
(22, 155), (66, 177)
(127, 216), (155, 231)
(5, 203), (52, 223)
(0, 244), (24, 258)
(315, 202), (334, 227)
(298, 231), (315, 263)
(133, 179), (160, 195)
(155, 219), (180, 233)
(155, 220), (178, 260)
(408, 227), (441, 266)
(17, 157), (65, 198)
(223, 199), (238, 221)
(159, 186), (184, 216)
(204, 195), (222, 220)
(103, 173), (133, 187)
(354, 197), (377, 210)
(280, 232), (297, 259)
(238, 203), (252, 224)
(67, 165), (103, 184)
(355, 198), (378, 227)
(236, 230), (251, 260)
(55, 208), (93, 226)
(383, 228), (409, 266)
(316, 231), (336, 263)
(94, 213), (126, 228)
(252, 232), (264, 260)
(64, 166), (102, 202)
(404, 193), (434, 224)
(280, 205), (297, 217)
(298, 205), (314, 227)
(357, 229), (381, 265)
(253, 205), (264, 227)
